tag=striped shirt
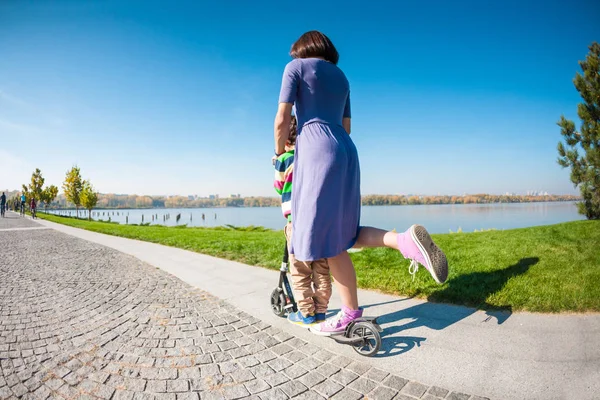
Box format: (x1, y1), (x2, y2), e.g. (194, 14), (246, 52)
(274, 150), (294, 222)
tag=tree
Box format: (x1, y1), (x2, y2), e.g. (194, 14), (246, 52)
(28, 168), (45, 201)
(557, 42), (600, 219)
(80, 180), (98, 221)
(63, 166), (83, 218)
(40, 185), (58, 213)
(21, 184), (29, 201)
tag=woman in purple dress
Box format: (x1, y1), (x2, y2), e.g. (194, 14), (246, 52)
(274, 31), (448, 335)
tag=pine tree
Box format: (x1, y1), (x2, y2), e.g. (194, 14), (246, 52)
(557, 42), (600, 219)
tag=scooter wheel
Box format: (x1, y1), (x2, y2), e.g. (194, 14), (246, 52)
(348, 322), (381, 357)
(270, 288), (286, 317)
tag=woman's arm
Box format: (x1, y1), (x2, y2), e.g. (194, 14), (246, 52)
(274, 102), (293, 154)
(343, 117), (351, 134)
(275, 61), (299, 154)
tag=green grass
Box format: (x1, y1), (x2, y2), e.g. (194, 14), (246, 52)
(37, 212), (600, 313)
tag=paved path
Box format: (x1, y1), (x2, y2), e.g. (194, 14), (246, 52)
(0, 213), (484, 400)
(2, 213), (599, 399)
(0, 212), (43, 230)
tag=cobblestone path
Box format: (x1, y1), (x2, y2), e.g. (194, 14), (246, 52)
(0, 217), (487, 400)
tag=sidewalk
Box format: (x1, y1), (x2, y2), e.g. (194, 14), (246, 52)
(5, 213), (600, 399)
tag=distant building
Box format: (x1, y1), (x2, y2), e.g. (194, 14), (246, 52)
(526, 190), (549, 196)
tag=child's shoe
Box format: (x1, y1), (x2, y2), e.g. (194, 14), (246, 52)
(315, 313), (327, 322)
(397, 224), (448, 284)
(310, 306), (362, 336)
(288, 311), (316, 328)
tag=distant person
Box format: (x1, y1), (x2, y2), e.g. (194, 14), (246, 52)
(30, 198), (37, 219)
(274, 115), (331, 327)
(274, 31), (449, 336)
(0, 192), (6, 217)
(20, 193), (26, 216)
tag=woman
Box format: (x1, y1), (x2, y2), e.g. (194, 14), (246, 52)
(274, 31), (448, 336)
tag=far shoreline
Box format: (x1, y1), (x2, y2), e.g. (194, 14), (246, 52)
(44, 198), (581, 211)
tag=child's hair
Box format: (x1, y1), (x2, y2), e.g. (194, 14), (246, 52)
(288, 115), (297, 146)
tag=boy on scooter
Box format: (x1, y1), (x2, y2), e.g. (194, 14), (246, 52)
(273, 115), (332, 328)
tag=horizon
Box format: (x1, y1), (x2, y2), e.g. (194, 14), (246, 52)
(0, 188), (578, 199)
(1, 1), (599, 197)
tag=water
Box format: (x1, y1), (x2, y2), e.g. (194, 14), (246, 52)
(49, 202), (584, 233)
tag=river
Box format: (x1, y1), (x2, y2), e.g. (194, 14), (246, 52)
(48, 201), (584, 233)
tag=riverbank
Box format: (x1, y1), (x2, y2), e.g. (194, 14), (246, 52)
(36, 213), (600, 312)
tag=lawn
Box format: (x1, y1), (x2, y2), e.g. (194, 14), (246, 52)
(37, 213), (600, 313)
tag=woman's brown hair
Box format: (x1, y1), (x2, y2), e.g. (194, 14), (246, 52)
(290, 31), (339, 65)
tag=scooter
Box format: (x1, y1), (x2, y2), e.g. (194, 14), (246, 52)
(269, 241), (298, 317)
(269, 241), (382, 357)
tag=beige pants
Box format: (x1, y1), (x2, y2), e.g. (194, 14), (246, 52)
(284, 223), (332, 315)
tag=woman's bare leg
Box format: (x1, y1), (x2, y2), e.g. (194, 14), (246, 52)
(326, 227), (399, 312)
(327, 251), (359, 310)
(355, 225), (449, 284)
(325, 226), (448, 315)
(354, 226), (398, 249)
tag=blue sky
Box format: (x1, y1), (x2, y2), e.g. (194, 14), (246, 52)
(1, 0), (598, 197)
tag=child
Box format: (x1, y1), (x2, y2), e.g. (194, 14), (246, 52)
(274, 115), (332, 328)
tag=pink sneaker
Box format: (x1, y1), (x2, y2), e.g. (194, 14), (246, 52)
(397, 224), (448, 284)
(309, 305), (363, 336)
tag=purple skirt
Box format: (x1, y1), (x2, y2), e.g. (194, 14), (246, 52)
(290, 122), (361, 261)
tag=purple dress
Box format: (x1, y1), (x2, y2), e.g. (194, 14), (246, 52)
(278, 58), (361, 261)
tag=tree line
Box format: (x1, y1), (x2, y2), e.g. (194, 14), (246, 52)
(38, 192), (579, 210)
(9, 164), (582, 215)
(362, 194), (580, 205)
(12, 165), (99, 220)
(45, 194), (281, 209)
(5, 169), (60, 213)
